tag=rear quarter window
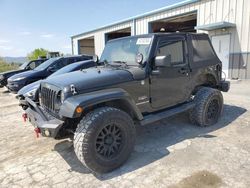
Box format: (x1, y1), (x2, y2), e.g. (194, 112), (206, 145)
(191, 35), (216, 62)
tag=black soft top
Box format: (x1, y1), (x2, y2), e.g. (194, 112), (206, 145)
(109, 32), (208, 41)
(108, 32), (220, 69)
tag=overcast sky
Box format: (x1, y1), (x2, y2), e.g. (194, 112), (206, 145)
(0, 0), (182, 57)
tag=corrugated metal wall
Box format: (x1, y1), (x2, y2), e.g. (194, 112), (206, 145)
(72, 0), (250, 79)
(73, 21), (132, 56)
(197, 0), (250, 79)
(135, 3), (199, 35)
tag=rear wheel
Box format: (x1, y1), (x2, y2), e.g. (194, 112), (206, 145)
(190, 87), (223, 127)
(74, 107), (136, 173)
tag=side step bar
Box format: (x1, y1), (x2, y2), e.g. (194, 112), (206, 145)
(140, 102), (195, 126)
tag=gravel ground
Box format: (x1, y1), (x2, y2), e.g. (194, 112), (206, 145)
(0, 80), (250, 188)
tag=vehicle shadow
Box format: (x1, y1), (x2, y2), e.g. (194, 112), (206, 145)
(0, 89), (10, 94)
(2, 90), (10, 93)
(54, 104), (246, 179)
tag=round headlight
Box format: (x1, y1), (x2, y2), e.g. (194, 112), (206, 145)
(136, 53), (144, 64)
(0, 75), (4, 80)
(25, 88), (37, 98)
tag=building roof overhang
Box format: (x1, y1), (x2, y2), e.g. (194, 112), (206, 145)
(195, 21), (236, 31)
(71, 0), (200, 39)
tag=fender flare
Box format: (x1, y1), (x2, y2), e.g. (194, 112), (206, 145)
(59, 88), (143, 120)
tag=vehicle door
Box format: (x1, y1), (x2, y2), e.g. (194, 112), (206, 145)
(150, 36), (191, 109)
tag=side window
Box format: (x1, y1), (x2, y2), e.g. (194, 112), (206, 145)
(80, 56), (90, 61)
(157, 40), (184, 65)
(52, 59), (68, 71)
(68, 58), (78, 64)
(35, 60), (43, 67)
(73, 57), (87, 63)
(28, 61), (36, 69)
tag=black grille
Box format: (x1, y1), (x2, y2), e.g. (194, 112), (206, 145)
(40, 86), (58, 112)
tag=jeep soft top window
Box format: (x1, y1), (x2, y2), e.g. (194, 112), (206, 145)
(100, 37), (152, 66)
(191, 35), (216, 63)
(34, 57), (61, 71)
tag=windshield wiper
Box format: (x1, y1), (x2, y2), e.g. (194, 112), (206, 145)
(111, 61), (128, 67)
(99, 60), (129, 67)
(98, 59), (108, 66)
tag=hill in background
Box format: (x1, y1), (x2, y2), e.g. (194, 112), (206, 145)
(2, 56), (28, 64)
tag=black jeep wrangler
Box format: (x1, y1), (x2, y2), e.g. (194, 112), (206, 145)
(24, 33), (229, 173)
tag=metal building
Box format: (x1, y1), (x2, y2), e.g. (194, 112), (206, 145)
(71, 0), (250, 79)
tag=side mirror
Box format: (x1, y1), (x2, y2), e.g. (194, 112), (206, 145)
(93, 55), (99, 63)
(155, 55), (171, 67)
(47, 67), (56, 73)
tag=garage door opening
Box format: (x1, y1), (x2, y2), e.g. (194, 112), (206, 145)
(149, 12), (197, 33)
(105, 27), (131, 43)
(78, 36), (95, 55)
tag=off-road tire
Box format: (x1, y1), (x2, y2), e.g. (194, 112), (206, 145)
(74, 107), (136, 173)
(190, 87), (223, 127)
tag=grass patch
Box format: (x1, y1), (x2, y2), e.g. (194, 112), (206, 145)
(0, 59), (19, 73)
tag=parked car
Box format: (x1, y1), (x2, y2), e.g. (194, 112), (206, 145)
(7, 55), (92, 93)
(0, 58), (47, 88)
(23, 33), (229, 173)
(17, 60), (99, 108)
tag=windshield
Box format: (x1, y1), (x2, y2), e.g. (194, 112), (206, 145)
(100, 36), (152, 66)
(19, 62), (29, 70)
(48, 62), (79, 78)
(34, 57), (60, 71)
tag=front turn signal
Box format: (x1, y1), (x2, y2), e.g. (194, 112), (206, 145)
(75, 106), (84, 114)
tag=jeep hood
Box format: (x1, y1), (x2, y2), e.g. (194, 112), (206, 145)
(44, 67), (145, 93)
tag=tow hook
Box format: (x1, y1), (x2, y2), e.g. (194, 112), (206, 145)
(34, 127), (41, 138)
(22, 113), (28, 122)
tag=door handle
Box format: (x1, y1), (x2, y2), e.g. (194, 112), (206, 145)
(178, 68), (188, 74)
(152, 69), (160, 75)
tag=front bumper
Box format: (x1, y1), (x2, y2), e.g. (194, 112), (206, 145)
(17, 94), (35, 109)
(17, 96), (29, 109)
(25, 97), (64, 138)
(7, 81), (25, 93)
(0, 79), (7, 88)
(218, 80), (230, 92)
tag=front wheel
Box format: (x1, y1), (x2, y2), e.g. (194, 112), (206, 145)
(189, 87), (223, 127)
(74, 107), (136, 173)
